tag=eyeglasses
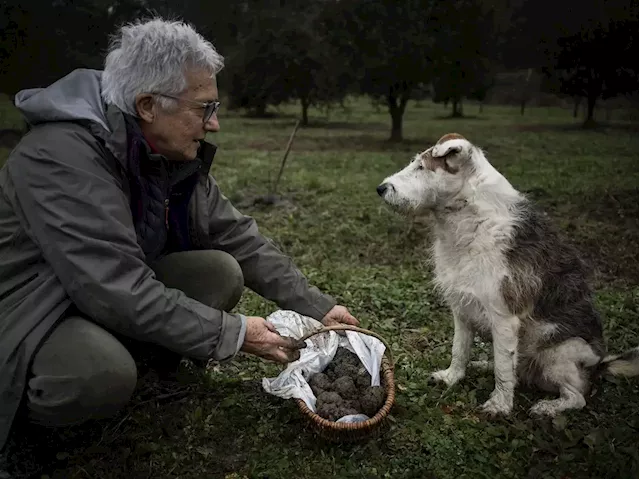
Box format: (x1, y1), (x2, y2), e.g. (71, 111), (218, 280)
(154, 93), (221, 123)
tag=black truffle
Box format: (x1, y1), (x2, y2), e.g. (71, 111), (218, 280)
(317, 403), (341, 421)
(308, 372), (332, 395)
(332, 376), (358, 400)
(334, 347), (360, 367)
(316, 391), (342, 404)
(355, 368), (372, 389)
(360, 386), (385, 416)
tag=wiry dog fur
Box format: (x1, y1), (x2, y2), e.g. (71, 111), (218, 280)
(376, 133), (638, 417)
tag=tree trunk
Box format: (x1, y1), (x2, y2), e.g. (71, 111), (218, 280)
(573, 97), (581, 118)
(390, 105), (403, 142)
(583, 71), (601, 127)
(451, 98), (463, 117)
(301, 97), (309, 126)
(253, 102), (267, 117)
(584, 93), (597, 127)
(521, 68), (532, 116)
(387, 87), (411, 142)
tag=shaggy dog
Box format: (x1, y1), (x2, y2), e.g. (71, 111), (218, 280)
(376, 133), (638, 417)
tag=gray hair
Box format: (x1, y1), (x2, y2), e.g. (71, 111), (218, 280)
(101, 17), (224, 116)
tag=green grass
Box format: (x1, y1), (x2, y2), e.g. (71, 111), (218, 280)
(2, 98), (638, 479)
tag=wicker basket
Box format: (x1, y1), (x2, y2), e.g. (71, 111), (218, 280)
(293, 324), (395, 442)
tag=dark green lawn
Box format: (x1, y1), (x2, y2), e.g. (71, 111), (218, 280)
(1, 96), (638, 479)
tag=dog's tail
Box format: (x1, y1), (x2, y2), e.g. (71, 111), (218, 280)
(596, 346), (639, 377)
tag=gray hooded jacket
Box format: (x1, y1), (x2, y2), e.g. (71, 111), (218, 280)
(0, 69), (336, 449)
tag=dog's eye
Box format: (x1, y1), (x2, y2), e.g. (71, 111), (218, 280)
(417, 163), (424, 170)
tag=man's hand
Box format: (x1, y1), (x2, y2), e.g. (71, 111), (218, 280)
(241, 316), (306, 363)
(321, 305), (360, 327)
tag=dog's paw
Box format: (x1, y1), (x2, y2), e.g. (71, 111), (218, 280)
(528, 401), (559, 418)
(479, 391), (513, 417)
(428, 368), (464, 387)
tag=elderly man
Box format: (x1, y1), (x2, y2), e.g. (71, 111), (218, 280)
(0, 18), (358, 449)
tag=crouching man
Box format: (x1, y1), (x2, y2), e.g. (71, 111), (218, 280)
(0, 17), (358, 450)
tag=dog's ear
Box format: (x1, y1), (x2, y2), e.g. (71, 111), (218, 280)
(436, 132), (466, 144)
(432, 142), (463, 158)
(431, 133), (471, 172)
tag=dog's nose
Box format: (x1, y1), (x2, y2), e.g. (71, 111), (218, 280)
(377, 183), (389, 197)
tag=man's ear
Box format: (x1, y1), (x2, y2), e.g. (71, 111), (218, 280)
(134, 94), (155, 123)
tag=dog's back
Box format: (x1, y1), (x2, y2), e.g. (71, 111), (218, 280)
(501, 198), (605, 357)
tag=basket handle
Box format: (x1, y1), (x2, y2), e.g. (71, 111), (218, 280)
(298, 324), (394, 367)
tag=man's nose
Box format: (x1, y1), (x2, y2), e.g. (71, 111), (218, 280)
(204, 113), (219, 132)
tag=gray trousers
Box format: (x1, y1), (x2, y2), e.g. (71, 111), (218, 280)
(25, 250), (244, 428)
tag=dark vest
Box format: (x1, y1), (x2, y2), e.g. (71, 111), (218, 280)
(124, 117), (213, 264)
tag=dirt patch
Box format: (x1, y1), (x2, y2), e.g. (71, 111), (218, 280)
(300, 120), (388, 131)
(233, 192), (300, 215)
(1, 370), (257, 479)
(581, 189), (638, 226)
(513, 122), (638, 133)
(546, 188), (639, 287)
(245, 134), (434, 152)
(432, 114), (485, 121)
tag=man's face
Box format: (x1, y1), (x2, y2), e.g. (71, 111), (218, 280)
(137, 68), (220, 161)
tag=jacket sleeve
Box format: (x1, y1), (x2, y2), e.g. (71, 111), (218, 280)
(7, 124), (244, 361)
(204, 174), (337, 321)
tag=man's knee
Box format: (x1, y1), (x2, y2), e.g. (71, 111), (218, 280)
(27, 317), (137, 427)
(152, 250), (244, 311)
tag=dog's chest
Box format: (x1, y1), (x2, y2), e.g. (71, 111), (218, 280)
(432, 235), (508, 302)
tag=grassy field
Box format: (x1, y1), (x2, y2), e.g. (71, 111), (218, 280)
(1, 96), (638, 479)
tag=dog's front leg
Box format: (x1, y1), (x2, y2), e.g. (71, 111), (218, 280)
(430, 307), (473, 386)
(480, 315), (520, 416)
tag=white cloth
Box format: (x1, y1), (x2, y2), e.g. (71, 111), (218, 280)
(261, 310), (386, 415)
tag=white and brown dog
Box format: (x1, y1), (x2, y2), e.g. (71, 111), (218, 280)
(377, 133), (638, 417)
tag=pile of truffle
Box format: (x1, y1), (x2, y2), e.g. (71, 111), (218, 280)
(308, 347), (385, 421)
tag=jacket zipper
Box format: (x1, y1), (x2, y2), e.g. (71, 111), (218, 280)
(164, 198), (170, 230)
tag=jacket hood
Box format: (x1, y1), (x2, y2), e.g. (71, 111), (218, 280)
(13, 68), (217, 173)
(14, 68), (111, 132)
